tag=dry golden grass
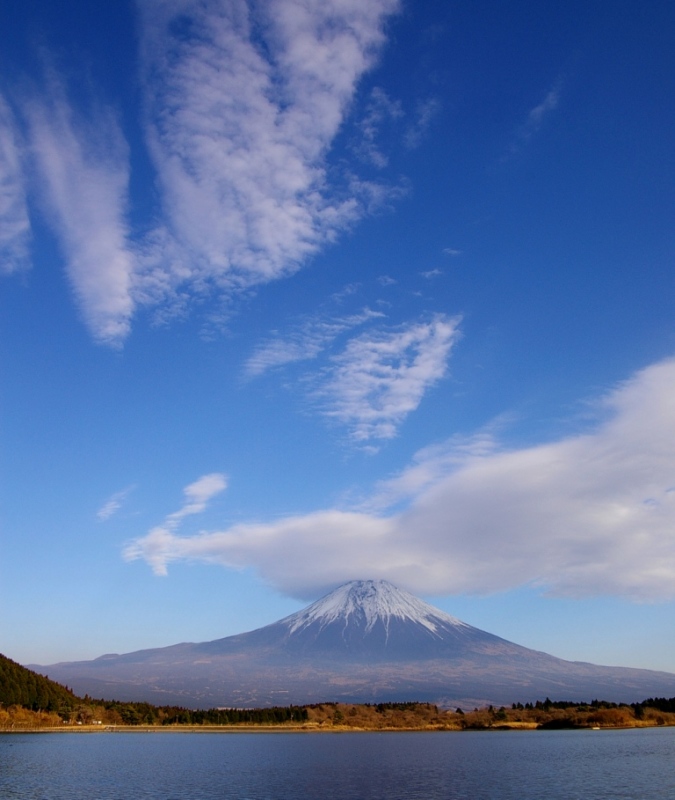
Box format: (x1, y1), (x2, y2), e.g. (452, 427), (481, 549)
(0, 705), (63, 729)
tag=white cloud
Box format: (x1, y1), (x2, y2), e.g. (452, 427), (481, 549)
(3, 1), (402, 343)
(316, 314), (461, 442)
(0, 95), (30, 274)
(511, 80), (562, 153)
(361, 427), (502, 514)
(166, 473), (229, 526)
(355, 86), (403, 167)
(354, 90), (438, 163)
(126, 357), (675, 601)
(246, 311), (456, 445)
(330, 282), (361, 303)
(125, 472), (228, 575)
(420, 268), (442, 279)
(97, 485), (136, 522)
(25, 84), (136, 346)
(527, 86), (560, 130)
(244, 307), (384, 377)
(442, 248), (461, 257)
(136, 0), (401, 306)
(129, 508), (393, 584)
(404, 97), (440, 149)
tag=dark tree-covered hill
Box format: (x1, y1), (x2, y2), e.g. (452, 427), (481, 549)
(0, 652), (77, 711)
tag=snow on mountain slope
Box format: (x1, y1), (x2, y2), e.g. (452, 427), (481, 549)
(281, 580), (469, 637)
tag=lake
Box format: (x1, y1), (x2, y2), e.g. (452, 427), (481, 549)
(1, 727), (674, 799)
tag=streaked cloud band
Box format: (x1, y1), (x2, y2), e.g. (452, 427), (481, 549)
(24, 84), (135, 345)
(2, 0), (402, 344)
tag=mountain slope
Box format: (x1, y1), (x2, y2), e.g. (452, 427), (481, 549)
(33, 580), (675, 709)
(0, 652), (77, 711)
(195, 579), (502, 662)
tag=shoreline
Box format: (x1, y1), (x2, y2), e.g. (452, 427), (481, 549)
(3, 720), (675, 735)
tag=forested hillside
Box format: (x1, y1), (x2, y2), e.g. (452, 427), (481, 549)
(0, 652), (77, 711)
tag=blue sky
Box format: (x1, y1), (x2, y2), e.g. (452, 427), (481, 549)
(2, 0), (675, 675)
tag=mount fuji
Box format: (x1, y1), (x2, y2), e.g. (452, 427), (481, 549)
(34, 580), (675, 709)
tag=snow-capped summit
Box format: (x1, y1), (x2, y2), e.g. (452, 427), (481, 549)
(261, 579), (480, 660)
(282, 579), (467, 637)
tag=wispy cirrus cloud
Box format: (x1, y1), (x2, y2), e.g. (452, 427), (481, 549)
(355, 86), (403, 167)
(24, 81), (136, 345)
(510, 79), (562, 154)
(404, 97), (440, 149)
(126, 357), (675, 601)
(316, 314), (461, 442)
(247, 312), (459, 444)
(136, 0), (401, 305)
(97, 485), (137, 522)
(0, 95), (30, 274)
(166, 473), (229, 527)
(526, 85), (560, 131)
(352, 89), (438, 166)
(244, 307), (384, 378)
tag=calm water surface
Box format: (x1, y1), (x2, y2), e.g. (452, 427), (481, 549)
(1, 727), (674, 799)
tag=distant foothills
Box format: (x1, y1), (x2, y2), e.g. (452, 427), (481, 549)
(30, 580), (675, 710)
(2, 652), (675, 732)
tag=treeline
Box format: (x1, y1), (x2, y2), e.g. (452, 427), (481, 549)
(90, 700), (308, 726)
(454, 697), (675, 730)
(306, 701), (437, 713)
(510, 697), (669, 711)
(0, 653), (77, 712)
(509, 696), (675, 720)
(635, 697), (675, 714)
(372, 701), (438, 713)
